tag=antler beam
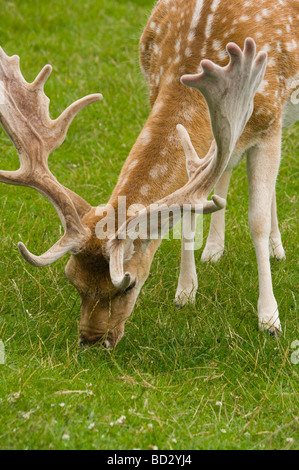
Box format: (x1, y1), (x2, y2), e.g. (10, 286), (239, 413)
(0, 47), (102, 265)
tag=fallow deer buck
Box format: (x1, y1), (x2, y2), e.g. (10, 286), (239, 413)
(0, 0), (298, 348)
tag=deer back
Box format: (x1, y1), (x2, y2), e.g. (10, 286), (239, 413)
(140, 0), (299, 155)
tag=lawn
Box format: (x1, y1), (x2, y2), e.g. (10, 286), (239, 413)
(0, 0), (298, 451)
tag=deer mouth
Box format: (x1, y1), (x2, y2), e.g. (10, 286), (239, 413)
(79, 329), (115, 349)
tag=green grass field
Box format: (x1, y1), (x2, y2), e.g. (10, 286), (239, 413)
(0, 0), (298, 451)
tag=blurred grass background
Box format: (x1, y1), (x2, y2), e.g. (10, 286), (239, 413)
(0, 0), (298, 450)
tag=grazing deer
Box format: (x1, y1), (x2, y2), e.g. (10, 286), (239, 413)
(0, 0), (298, 348)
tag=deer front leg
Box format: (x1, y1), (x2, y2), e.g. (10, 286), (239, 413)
(269, 190), (286, 260)
(175, 212), (199, 307)
(201, 170), (232, 263)
(247, 126), (282, 334)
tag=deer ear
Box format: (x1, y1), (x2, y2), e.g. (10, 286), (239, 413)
(107, 238), (135, 290)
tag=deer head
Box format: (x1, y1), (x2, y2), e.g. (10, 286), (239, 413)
(0, 39), (267, 348)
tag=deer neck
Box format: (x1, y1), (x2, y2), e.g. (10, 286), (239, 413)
(108, 87), (212, 212)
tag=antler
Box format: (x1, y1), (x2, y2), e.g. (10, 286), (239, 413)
(0, 47), (102, 266)
(108, 38), (267, 288)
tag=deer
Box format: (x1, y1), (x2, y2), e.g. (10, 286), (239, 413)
(0, 0), (298, 349)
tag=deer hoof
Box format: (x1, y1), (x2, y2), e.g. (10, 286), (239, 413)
(174, 288), (197, 308)
(269, 240), (286, 261)
(267, 327), (281, 338)
(201, 244), (224, 263)
(259, 317), (282, 336)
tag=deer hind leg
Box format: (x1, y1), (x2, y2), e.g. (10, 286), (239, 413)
(201, 170), (232, 263)
(269, 190), (286, 260)
(247, 125), (282, 334)
(175, 212), (198, 307)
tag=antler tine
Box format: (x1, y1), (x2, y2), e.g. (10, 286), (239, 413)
(52, 94), (103, 150)
(18, 235), (80, 268)
(0, 47), (101, 266)
(0, 169), (23, 185)
(176, 124), (213, 178)
(30, 64), (53, 90)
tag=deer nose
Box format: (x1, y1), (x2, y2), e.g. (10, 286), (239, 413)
(103, 340), (113, 350)
(79, 337), (112, 349)
(79, 331), (114, 349)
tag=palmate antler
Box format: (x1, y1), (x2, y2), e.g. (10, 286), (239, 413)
(0, 47), (102, 266)
(109, 38), (267, 289)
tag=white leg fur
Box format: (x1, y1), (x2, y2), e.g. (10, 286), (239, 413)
(175, 212), (198, 307)
(201, 170), (232, 263)
(247, 126), (282, 334)
(269, 190), (286, 260)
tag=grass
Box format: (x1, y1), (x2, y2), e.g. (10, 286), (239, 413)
(0, 0), (298, 451)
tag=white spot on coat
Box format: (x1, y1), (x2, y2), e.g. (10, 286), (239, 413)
(153, 44), (159, 55)
(261, 44), (271, 53)
(190, 0), (204, 31)
(286, 40), (297, 52)
(128, 160), (138, 171)
(262, 9), (270, 17)
(165, 73), (175, 85)
(213, 39), (222, 51)
(205, 14), (214, 39)
(211, 0), (221, 12)
(120, 177), (128, 188)
(188, 30), (195, 42)
(267, 57), (276, 67)
(139, 128), (151, 146)
(175, 37), (181, 52)
(140, 185), (150, 196)
(188, 0), (203, 43)
(149, 164), (169, 179)
(152, 100), (164, 115)
(218, 49), (227, 61)
(257, 80), (269, 94)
